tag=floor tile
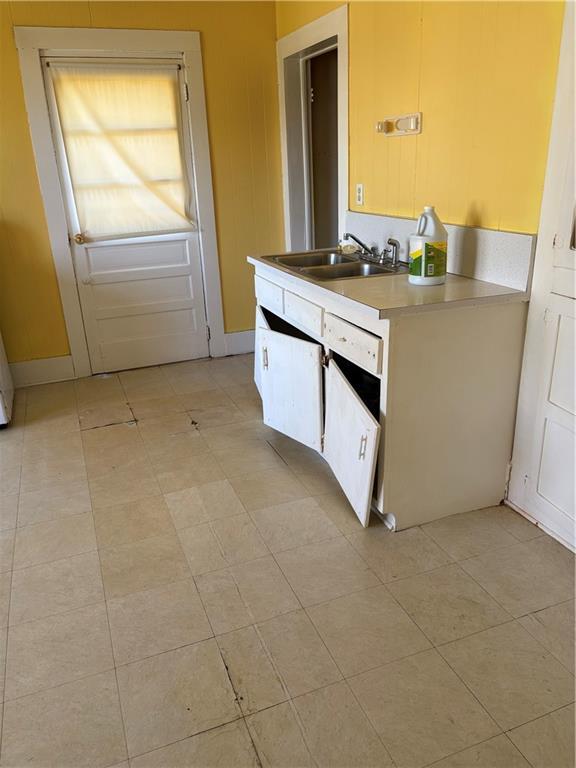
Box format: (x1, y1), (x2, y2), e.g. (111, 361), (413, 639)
(0, 467), (20, 497)
(177, 523), (227, 575)
(5, 602), (113, 699)
(0, 623), (6, 699)
(488, 505), (543, 542)
(179, 388), (236, 411)
(214, 442), (286, 478)
(275, 537), (379, 607)
(93, 495), (174, 549)
(165, 479), (246, 529)
(13, 513), (96, 569)
(257, 609), (341, 697)
(229, 467), (309, 511)
(211, 513), (269, 565)
(422, 508), (519, 560)
(519, 600), (575, 673)
(17, 479), (92, 526)
(129, 395), (186, 420)
(246, 701), (314, 768)
(217, 625), (287, 714)
(136, 412), (201, 442)
(438, 621), (575, 730)
(200, 419), (274, 451)
(20, 457), (86, 494)
(116, 639), (240, 757)
(143, 430), (210, 467)
(81, 421), (142, 453)
(0, 571), (10, 626)
(84, 442), (150, 479)
(89, 463), (161, 510)
(250, 497), (340, 553)
(130, 720), (259, 768)
(0, 495), (18, 531)
(308, 585), (431, 677)
(348, 525), (453, 583)
(460, 536), (575, 617)
(349, 649), (499, 768)
(508, 703), (575, 768)
(22, 431), (83, 465)
(153, 452), (224, 494)
(79, 402), (133, 430)
(230, 556), (300, 622)
(100, 532), (190, 599)
(387, 563), (512, 645)
(195, 569), (252, 635)
(430, 734), (530, 768)
(108, 579), (212, 665)
(0, 670), (127, 768)
(292, 681), (394, 767)
(10, 551), (104, 625)
(297, 466), (342, 496)
(0, 529), (15, 573)
(314, 491), (363, 534)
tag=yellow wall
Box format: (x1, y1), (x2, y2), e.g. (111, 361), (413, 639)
(276, 1), (344, 37)
(0, 1), (284, 362)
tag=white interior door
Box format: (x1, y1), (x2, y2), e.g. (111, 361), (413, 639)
(257, 326), (323, 451)
(44, 58), (209, 373)
(324, 360), (380, 526)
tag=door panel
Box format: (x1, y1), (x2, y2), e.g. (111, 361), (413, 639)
(258, 327), (323, 451)
(254, 305), (270, 397)
(324, 360), (380, 526)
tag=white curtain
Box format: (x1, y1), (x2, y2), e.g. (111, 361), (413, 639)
(50, 64), (194, 239)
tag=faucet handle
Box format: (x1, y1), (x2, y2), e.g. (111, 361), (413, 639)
(387, 238), (400, 266)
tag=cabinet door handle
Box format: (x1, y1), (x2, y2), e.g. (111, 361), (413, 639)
(358, 434), (368, 460)
(262, 347), (269, 370)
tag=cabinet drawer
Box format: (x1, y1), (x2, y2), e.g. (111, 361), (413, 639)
(255, 276), (284, 315)
(284, 291), (323, 336)
(324, 313), (383, 374)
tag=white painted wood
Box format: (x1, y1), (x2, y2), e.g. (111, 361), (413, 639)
(15, 27), (226, 376)
(255, 276), (284, 316)
(9, 355), (75, 387)
(324, 360), (380, 526)
(225, 330), (255, 356)
(254, 305), (270, 397)
(277, 6), (348, 249)
(258, 327), (323, 451)
(323, 313), (382, 374)
(284, 291), (323, 336)
(509, 3), (575, 551)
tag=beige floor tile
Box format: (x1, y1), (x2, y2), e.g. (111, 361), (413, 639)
(22, 431), (83, 465)
(0, 670), (127, 768)
(230, 467), (310, 512)
(195, 569), (252, 635)
(460, 536), (575, 617)
(84, 443), (150, 478)
(250, 497), (340, 553)
(136, 412), (201, 442)
(200, 419), (275, 451)
(179, 388), (236, 411)
(17, 479), (92, 527)
(230, 556), (301, 622)
(246, 701), (314, 768)
(5, 602), (113, 699)
(165, 479), (246, 529)
(100, 532), (190, 599)
(487, 505), (543, 542)
(0, 442), (23, 472)
(422, 508), (520, 560)
(275, 537), (379, 607)
(257, 609), (341, 697)
(350, 649), (499, 768)
(108, 579), (212, 665)
(387, 563), (512, 645)
(266, 434), (325, 473)
(298, 467), (343, 496)
(120, 369), (175, 402)
(217, 625), (287, 714)
(142, 430), (209, 466)
(211, 514), (269, 565)
(308, 585), (431, 677)
(10, 551), (104, 625)
(0, 466), (20, 497)
(438, 621), (575, 730)
(129, 395), (187, 420)
(293, 681), (394, 767)
(89, 463), (161, 510)
(519, 600), (575, 673)
(430, 734), (530, 768)
(153, 452), (224, 494)
(0, 495), (18, 531)
(130, 720), (259, 768)
(214, 442), (286, 478)
(0, 529), (15, 573)
(508, 703), (575, 768)
(0, 622), (6, 696)
(187, 402), (249, 429)
(79, 402), (133, 430)
(314, 491), (364, 535)
(20, 457), (86, 494)
(0, 572), (11, 627)
(178, 523), (227, 575)
(81, 421), (142, 453)
(13, 513), (96, 570)
(75, 373), (124, 406)
(348, 525), (453, 583)
(23, 412), (80, 440)
(93, 495), (174, 549)
(116, 639), (240, 757)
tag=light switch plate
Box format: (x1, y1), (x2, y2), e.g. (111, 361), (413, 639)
(355, 183), (364, 205)
(376, 112), (422, 137)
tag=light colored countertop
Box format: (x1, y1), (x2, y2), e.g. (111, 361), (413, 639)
(248, 255), (528, 320)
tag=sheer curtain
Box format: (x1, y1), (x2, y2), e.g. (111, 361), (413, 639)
(49, 63), (194, 239)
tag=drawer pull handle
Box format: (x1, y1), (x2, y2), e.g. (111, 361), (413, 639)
(358, 434), (368, 460)
(262, 347), (269, 370)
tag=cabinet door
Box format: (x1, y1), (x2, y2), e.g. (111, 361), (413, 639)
(258, 326), (323, 451)
(254, 305), (270, 397)
(324, 360), (381, 526)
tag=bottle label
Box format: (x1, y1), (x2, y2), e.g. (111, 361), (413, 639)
(409, 240), (447, 277)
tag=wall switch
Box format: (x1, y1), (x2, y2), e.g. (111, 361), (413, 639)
(355, 183), (364, 206)
(376, 112), (422, 137)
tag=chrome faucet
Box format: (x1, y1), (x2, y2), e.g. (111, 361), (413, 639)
(341, 232), (378, 257)
(341, 232), (401, 268)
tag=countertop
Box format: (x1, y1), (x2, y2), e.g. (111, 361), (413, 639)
(247, 255), (528, 320)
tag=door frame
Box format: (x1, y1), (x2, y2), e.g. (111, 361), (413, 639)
(15, 27), (226, 378)
(277, 6), (348, 251)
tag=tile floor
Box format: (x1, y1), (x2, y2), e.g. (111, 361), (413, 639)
(0, 353), (574, 768)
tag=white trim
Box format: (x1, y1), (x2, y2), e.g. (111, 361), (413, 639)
(277, 6), (348, 250)
(14, 27), (226, 373)
(9, 356), (75, 387)
(225, 330), (255, 356)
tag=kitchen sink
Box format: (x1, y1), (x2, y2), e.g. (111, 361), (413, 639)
(274, 252), (355, 268)
(301, 261), (407, 281)
(263, 249), (408, 281)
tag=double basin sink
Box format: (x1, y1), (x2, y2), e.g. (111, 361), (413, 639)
(265, 249), (408, 281)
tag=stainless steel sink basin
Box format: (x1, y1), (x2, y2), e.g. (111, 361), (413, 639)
(262, 248), (408, 281)
(274, 252), (355, 268)
(301, 262), (407, 281)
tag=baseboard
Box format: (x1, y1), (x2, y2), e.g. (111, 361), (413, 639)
(225, 330), (255, 355)
(9, 355), (75, 387)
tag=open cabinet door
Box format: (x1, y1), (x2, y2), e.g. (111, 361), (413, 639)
(254, 306), (270, 397)
(324, 360), (381, 526)
(258, 326), (323, 451)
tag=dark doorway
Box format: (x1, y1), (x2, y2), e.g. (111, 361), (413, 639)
(308, 48), (338, 248)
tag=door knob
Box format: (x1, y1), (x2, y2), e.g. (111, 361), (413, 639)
(73, 233), (86, 244)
